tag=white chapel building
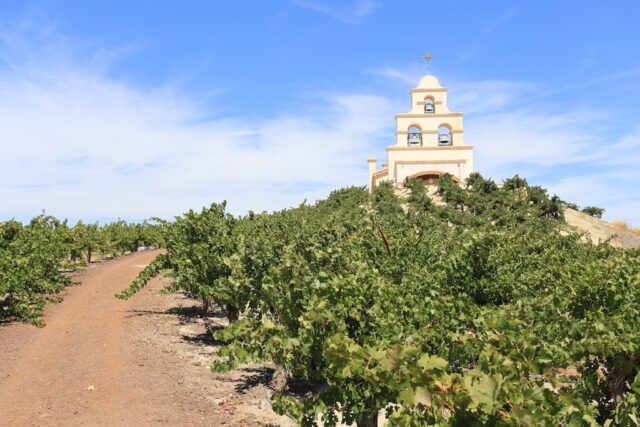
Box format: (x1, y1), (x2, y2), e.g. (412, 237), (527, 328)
(367, 73), (474, 191)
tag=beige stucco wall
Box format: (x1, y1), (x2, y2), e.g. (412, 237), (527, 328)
(395, 115), (464, 146)
(373, 171), (389, 187)
(387, 146), (473, 184)
(367, 73), (474, 191)
(394, 76), (464, 147)
(410, 89), (449, 114)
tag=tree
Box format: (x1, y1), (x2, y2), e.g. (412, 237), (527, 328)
(73, 221), (101, 263)
(582, 206), (605, 219)
(502, 174), (528, 190)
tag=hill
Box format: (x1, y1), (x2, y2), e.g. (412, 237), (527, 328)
(117, 172), (640, 426)
(565, 208), (640, 249)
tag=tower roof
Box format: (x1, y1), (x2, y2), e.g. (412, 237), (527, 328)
(416, 74), (443, 89)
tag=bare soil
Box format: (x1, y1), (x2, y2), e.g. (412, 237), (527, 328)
(0, 250), (294, 427)
(564, 208), (640, 249)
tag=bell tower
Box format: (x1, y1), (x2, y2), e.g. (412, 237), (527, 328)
(367, 56), (474, 191)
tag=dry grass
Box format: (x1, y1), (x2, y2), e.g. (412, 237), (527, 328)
(611, 220), (640, 234)
(564, 209), (640, 248)
(611, 220), (629, 230)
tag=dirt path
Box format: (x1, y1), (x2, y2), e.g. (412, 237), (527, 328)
(0, 250), (293, 427)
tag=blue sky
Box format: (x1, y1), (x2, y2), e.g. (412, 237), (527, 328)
(1, 0), (639, 225)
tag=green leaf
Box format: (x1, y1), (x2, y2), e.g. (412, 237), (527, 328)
(417, 355), (448, 371)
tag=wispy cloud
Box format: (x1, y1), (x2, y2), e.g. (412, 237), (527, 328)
(368, 67), (420, 85)
(369, 69), (536, 114)
(374, 68), (640, 224)
(449, 80), (536, 114)
(2, 24), (639, 227)
(548, 172), (640, 226)
(0, 29), (393, 221)
(456, 84), (640, 224)
(469, 110), (598, 174)
(482, 8), (516, 33)
(288, 0), (380, 24)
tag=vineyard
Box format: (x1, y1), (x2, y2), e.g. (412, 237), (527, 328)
(0, 216), (163, 324)
(112, 172), (640, 426)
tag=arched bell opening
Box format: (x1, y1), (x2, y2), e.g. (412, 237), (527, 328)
(438, 124), (452, 146)
(407, 125), (422, 146)
(424, 96), (435, 113)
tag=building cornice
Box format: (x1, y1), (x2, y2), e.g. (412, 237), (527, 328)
(396, 130), (438, 135)
(396, 129), (464, 135)
(396, 112), (463, 119)
(395, 159), (467, 165)
(372, 169), (388, 178)
(411, 88), (447, 93)
(387, 145), (473, 152)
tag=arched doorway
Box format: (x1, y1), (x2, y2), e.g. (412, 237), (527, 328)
(408, 171), (461, 186)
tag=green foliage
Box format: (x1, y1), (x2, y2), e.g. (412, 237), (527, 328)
(118, 203), (245, 321)
(404, 178), (432, 214)
(582, 206), (606, 219)
(435, 173), (565, 223)
(115, 253), (169, 299)
(502, 174), (528, 191)
(0, 215), (71, 325)
(1, 215), (164, 324)
(165, 203), (241, 319)
(101, 219), (164, 259)
(122, 172), (640, 426)
(373, 181), (403, 215)
(72, 220), (101, 263)
(437, 173), (468, 213)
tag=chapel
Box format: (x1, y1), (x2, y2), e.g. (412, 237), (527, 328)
(367, 69), (474, 191)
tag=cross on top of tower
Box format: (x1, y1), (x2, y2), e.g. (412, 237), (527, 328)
(423, 51), (434, 75)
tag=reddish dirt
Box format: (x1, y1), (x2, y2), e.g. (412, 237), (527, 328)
(0, 250), (294, 427)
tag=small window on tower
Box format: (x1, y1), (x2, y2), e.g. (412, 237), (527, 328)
(424, 97), (435, 113)
(407, 126), (422, 146)
(438, 125), (452, 146)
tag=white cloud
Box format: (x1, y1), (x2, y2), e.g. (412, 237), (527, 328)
(288, 0), (380, 24)
(0, 35), (393, 222)
(3, 28), (639, 228)
(548, 172), (640, 225)
(449, 80), (536, 114)
(340, 66), (640, 225)
(459, 98), (640, 224)
(413, 75), (639, 225)
(369, 67), (420, 85)
(468, 110), (599, 175)
(369, 69), (536, 114)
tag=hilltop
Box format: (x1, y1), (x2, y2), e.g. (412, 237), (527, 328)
(564, 208), (640, 249)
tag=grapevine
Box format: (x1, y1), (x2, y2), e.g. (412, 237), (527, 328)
(117, 173), (640, 425)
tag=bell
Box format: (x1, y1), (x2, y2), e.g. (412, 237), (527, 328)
(408, 133), (422, 146)
(438, 134), (451, 145)
(424, 102), (434, 113)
